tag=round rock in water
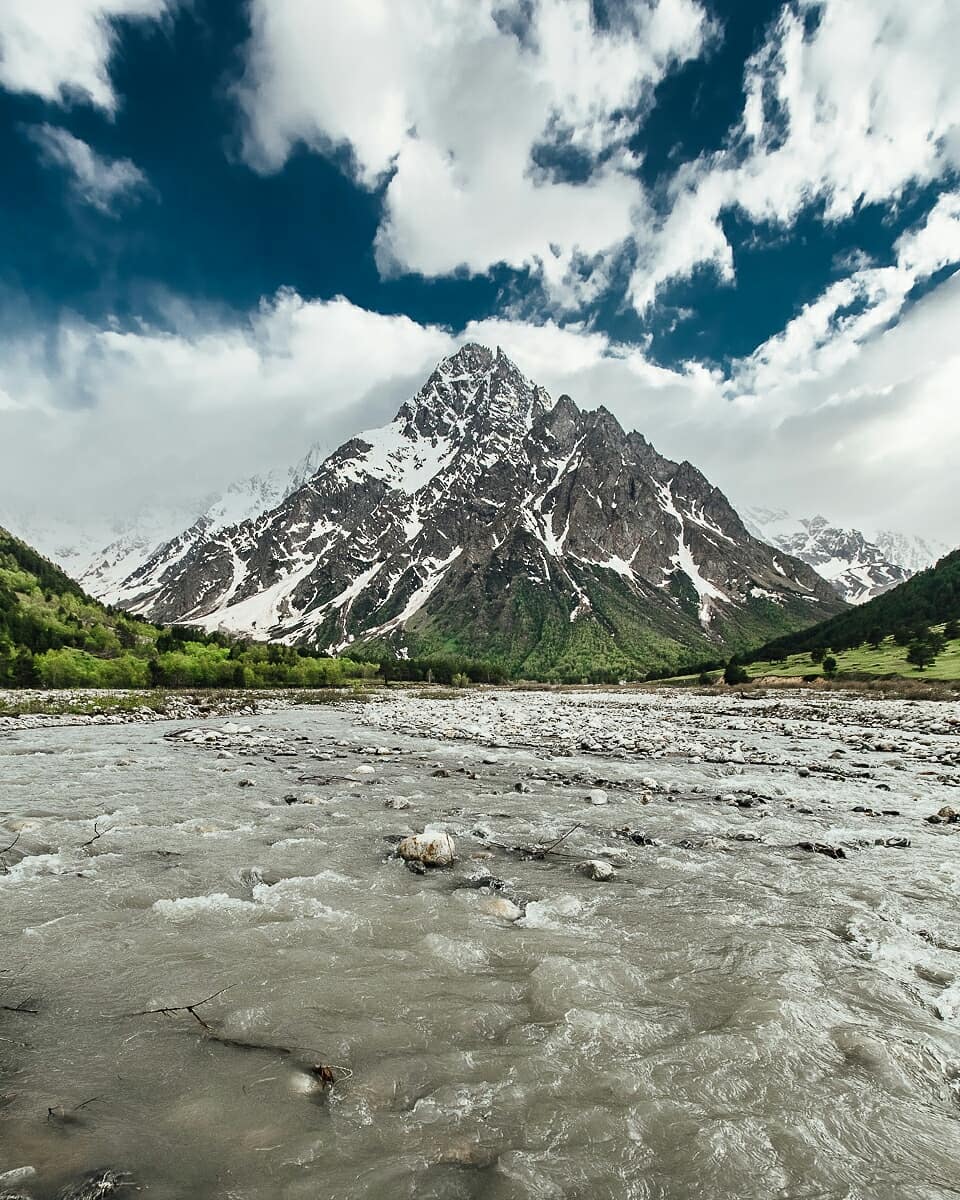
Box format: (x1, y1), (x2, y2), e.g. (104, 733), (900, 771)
(397, 827), (457, 867)
(575, 859), (616, 881)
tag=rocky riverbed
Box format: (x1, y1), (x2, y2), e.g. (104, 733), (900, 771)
(1, 687), (959, 1198)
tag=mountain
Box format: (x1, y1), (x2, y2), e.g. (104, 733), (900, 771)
(874, 529), (950, 576)
(0, 442), (328, 609)
(110, 345), (844, 680)
(742, 546), (960, 664)
(743, 509), (911, 604)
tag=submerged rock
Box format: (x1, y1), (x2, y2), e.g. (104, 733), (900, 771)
(397, 827), (457, 868)
(797, 841), (846, 860)
(479, 896), (522, 921)
(575, 859), (616, 881)
(56, 1170), (128, 1199)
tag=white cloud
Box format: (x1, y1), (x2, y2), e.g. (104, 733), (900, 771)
(631, 0), (960, 308)
(0, 0), (174, 110)
(730, 192), (960, 396)
(1, 281), (958, 547)
(27, 124), (148, 212)
(237, 0), (710, 306)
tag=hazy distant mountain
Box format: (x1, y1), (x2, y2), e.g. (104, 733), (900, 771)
(0, 441), (329, 610)
(873, 529), (950, 575)
(108, 345), (842, 677)
(743, 508), (926, 605)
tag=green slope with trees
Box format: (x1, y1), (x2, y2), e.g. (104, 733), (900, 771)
(0, 526), (377, 689)
(739, 548), (960, 665)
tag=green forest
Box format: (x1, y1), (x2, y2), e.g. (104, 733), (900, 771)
(740, 548), (960, 663)
(0, 527), (376, 689)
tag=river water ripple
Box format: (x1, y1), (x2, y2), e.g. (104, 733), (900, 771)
(1, 689), (960, 1199)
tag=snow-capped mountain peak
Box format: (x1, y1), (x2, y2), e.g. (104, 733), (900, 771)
(99, 345), (844, 674)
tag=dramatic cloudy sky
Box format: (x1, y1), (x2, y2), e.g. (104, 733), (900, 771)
(0, 0), (958, 545)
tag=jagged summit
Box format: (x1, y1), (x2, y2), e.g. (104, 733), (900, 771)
(108, 345), (844, 677)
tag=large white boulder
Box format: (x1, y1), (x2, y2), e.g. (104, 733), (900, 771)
(397, 826), (457, 867)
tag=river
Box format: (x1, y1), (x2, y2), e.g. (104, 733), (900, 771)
(2, 688), (959, 1199)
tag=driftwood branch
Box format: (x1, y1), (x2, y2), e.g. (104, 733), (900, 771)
(124, 985), (235, 1029)
(1, 997), (39, 1015)
(122, 986), (351, 1083)
(78, 819), (111, 851)
(0, 830), (21, 856)
(540, 823), (582, 854)
(47, 1095), (103, 1124)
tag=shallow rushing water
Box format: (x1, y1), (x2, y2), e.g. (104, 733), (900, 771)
(2, 691), (960, 1199)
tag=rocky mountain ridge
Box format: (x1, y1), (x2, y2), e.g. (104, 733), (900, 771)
(107, 344), (844, 677)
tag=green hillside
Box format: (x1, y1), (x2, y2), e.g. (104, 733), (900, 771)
(741, 625), (960, 683)
(0, 526), (375, 689)
(740, 547), (960, 664)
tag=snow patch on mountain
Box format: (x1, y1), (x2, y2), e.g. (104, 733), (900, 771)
(657, 480), (729, 625)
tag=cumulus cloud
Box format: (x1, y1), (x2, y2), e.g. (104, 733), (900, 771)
(0, 0), (175, 110)
(236, 0), (710, 306)
(631, 0), (960, 308)
(26, 124), (148, 212)
(1, 281), (958, 546)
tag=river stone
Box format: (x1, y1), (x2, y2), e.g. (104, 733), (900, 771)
(384, 797), (410, 810)
(56, 1170), (127, 1199)
(397, 827), (457, 867)
(0, 1169), (36, 1188)
(480, 896), (522, 921)
(587, 789), (608, 805)
(575, 859), (616, 881)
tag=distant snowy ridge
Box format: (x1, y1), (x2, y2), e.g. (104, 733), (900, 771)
(742, 508), (942, 605)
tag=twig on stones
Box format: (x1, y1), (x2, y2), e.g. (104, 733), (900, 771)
(540, 823), (582, 855)
(0, 830), (21, 856)
(1, 997), (39, 1015)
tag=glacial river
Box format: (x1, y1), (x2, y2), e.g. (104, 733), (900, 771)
(2, 690), (960, 1199)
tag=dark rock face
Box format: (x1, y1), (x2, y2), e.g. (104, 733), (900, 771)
(115, 344), (845, 674)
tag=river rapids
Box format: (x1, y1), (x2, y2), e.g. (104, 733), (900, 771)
(2, 687), (960, 1199)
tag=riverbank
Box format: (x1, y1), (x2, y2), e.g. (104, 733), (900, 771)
(0, 686), (371, 730)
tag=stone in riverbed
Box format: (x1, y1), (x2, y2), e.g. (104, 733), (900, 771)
(575, 859), (616, 881)
(479, 895), (522, 921)
(397, 827), (457, 867)
(384, 797), (410, 810)
(587, 789), (608, 805)
(55, 1170), (129, 1199)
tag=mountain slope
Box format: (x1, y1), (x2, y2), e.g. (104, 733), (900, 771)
(0, 525), (374, 689)
(112, 345), (844, 679)
(742, 547), (960, 663)
(744, 508), (912, 604)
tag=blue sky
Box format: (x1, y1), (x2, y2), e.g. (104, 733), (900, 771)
(0, 0), (958, 544)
